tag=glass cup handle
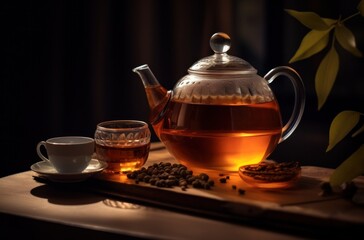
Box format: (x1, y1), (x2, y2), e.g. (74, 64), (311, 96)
(264, 66), (306, 143)
(36, 141), (50, 162)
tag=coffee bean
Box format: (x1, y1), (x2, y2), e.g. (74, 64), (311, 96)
(238, 188), (245, 195)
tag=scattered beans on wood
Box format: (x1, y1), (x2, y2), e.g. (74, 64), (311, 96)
(218, 174), (230, 183)
(341, 182), (358, 199)
(319, 181), (358, 199)
(318, 181), (332, 197)
(238, 188), (246, 195)
(219, 178), (227, 183)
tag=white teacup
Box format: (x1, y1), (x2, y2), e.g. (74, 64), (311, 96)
(36, 136), (95, 174)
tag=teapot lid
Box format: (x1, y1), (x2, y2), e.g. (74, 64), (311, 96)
(188, 32), (257, 75)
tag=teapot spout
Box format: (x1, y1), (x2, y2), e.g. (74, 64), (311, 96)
(133, 64), (171, 125)
(133, 64), (159, 88)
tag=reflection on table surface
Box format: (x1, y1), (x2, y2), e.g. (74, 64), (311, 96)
(0, 142), (363, 239)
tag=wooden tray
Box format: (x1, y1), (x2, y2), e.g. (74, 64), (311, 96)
(88, 142), (364, 238)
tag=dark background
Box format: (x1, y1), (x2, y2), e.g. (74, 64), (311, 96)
(1, 0), (363, 177)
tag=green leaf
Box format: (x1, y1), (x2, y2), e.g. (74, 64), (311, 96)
(315, 46), (339, 110)
(329, 145), (364, 187)
(335, 23), (363, 57)
(289, 29), (331, 63)
(322, 18), (337, 26)
(327, 111), (360, 151)
(358, 0), (364, 16)
(285, 9), (331, 30)
(352, 123), (364, 137)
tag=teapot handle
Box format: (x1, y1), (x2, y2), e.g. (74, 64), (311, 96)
(264, 66), (305, 143)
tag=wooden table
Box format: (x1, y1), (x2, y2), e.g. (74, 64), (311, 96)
(0, 142), (363, 239)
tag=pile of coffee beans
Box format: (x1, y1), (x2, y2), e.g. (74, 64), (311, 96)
(126, 162), (214, 191)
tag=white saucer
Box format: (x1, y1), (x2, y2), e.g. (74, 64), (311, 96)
(31, 159), (108, 183)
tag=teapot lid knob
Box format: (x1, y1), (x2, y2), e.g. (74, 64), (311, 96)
(210, 32), (231, 54)
(188, 32), (256, 74)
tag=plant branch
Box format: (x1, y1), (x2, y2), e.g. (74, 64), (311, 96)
(342, 11), (360, 23)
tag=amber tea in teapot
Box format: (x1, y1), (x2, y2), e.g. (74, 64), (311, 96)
(134, 33), (305, 173)
(156, 99), (282, 172)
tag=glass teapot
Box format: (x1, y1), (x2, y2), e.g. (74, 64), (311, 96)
(133, 32), (305, 173)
